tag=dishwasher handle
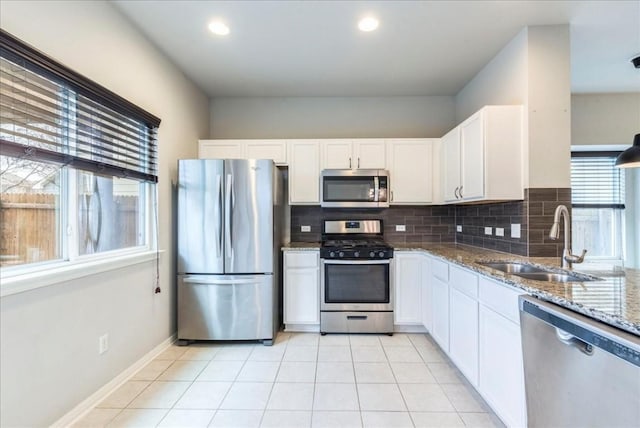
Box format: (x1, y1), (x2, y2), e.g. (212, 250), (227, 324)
(555, 328), (594, 356)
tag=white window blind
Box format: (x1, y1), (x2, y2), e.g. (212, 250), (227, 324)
(571, 153), (625, 208)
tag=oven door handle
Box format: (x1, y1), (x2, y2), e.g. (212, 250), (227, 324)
(321, 259), (391, 265)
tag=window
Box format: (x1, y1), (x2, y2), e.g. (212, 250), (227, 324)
(571, 152), (625, 261)
(0, 30), (160, 273)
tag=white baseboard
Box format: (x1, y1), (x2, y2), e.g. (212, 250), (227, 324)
(394, 324), (428, 333)
(284, 324), (320, 332)
(54, 334), (176, 428)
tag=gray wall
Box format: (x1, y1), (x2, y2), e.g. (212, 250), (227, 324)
(0, 1), (209, 426)
(210, 96), (455, 139)
(572, 93), (640, 146)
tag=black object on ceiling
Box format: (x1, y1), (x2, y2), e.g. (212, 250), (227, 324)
(615, 134), (640, 168)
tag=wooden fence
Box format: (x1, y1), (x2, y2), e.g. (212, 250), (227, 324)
(1, 193), (139, 267)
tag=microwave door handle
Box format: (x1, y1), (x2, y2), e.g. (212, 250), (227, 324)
(374, 176), (379, 202)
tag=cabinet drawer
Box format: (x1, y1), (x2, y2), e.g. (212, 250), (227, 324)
(285, 251), (319, 268)
(478, 277), (523, 324)
(431, 258), (449, 282)
(450, 265), (478, 298)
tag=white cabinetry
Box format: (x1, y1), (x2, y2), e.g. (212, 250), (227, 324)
(430, 258), (450, 352)
(386, 139), (437, 204)
(448, 266), (479, 387)
(284, 251), (320, 327)
(199, 139), (287, 165)
(394, 253), (423, 325)
(478, 277), (526, 428)
(420, 256), (432, 332)
(442, 105), (523, 203)
(288, 141), (321, 205)
(321, 139), (386, 170)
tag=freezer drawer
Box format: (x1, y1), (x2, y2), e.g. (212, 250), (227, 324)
(178, 274), (274, 342)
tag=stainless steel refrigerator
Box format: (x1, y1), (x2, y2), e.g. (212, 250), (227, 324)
(177, 159), (283, 345)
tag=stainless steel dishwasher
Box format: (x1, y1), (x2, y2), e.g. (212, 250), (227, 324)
(519, 295), (640, 428)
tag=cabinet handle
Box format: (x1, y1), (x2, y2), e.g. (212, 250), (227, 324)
(459, 186), (463, 198)
(357, 157), (360, 168)
(349, 157), (352, 169)
(454, 187), (460, 199)
(391, 190), (394, 201)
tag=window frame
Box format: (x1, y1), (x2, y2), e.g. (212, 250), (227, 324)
(0, 29), (160, 292)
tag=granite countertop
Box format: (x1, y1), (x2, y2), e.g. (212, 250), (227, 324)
(281, 242), (321, 250)
(394, 243), (640, 336)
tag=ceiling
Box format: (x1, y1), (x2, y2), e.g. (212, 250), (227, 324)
(113, 0), (640, 97)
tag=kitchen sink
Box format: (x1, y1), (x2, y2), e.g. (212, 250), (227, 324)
(478, 261), (548, 274)
(478, 261), (598, 282)
(513, 272), (596, 282)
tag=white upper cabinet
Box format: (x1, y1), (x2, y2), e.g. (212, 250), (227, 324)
(199, 139), (287, 165)
(321, 139), (386, 170)
(387, 139), (437, 205)
(199, 140), (244, 159)
(288, 140), (321, 204)
(441, 105), (523, 203)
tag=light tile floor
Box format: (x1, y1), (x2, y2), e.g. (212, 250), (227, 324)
(73, 333), (505, 428)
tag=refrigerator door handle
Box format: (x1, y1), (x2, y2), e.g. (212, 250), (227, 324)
(216, 174), (222, 256)
(225, 174), (232, 260)
(182, 277), (258, 285)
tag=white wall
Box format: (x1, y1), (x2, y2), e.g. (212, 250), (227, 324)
(455, 25), (572, 189)
(210, 96), (455, 139)
(572, 93), (640, 145)
(0, 1), (209, 426)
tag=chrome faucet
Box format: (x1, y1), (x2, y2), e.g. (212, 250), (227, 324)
(548, 205), (587, 269)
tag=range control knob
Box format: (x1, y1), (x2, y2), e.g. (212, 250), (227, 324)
(379, 252), (385, 258)
(339, 251), (345, 258)
(369, 251), (375, 258)
(329, 251), (335, 258)
(354, 251), (360, 258)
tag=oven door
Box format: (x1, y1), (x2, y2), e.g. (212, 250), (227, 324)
(321, 259), (393, 311)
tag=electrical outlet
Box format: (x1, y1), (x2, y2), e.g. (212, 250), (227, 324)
(511, 223), (521, 239)
(99, 334), (109, 355)
(484, 227), (492, 235)
(300, 225), (311, 232)
(456, 225), (462, 233)
(495, 227), (504, 237)
(395, 225), (406, 232)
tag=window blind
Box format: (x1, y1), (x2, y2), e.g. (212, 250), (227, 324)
(571, 152), (625, 209)
(0, 29), (160, 182)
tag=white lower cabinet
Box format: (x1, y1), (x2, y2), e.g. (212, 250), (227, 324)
(283, 251), (319, 327)
(449, 286), (479, 387)
(420, 256), (432, 332)
(478, 277), (527, 428)
(430, 275), (449, 352)
(394, 253), (423, 325)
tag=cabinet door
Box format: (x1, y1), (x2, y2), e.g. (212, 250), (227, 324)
(449, 287), (479, 386)
(441, 128), (460, 202)
(289, 141), (320, 204)
(245, 140), (287, 165)
(460, 112), (484, 200)
(421, 256), (432, 332)
(394, 253), (422, 325)
(431, 276), (449, 352)
(284, 252), (319, 325)
(322, 140), (352, 169)
(387, 139), (434, 204)
(479, 305), (526, 428)
(353, 139), (386, 169)
(199, 140), (244, 159)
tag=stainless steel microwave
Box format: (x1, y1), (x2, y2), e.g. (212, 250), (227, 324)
(321, 169), (389, 208)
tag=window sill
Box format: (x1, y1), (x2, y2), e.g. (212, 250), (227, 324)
(0, 250), (163, 298)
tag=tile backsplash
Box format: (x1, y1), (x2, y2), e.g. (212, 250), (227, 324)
(290, 187), (571, 258)
(290, 206), (456, 245)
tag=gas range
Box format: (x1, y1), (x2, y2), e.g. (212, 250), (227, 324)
(320, 220), (394, 259)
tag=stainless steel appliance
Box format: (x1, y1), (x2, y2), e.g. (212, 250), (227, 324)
(320, 220), (394, 334)
(519, 295), (640, 427)
(321, 169), (389, 208)
(177, 159), (283, 346)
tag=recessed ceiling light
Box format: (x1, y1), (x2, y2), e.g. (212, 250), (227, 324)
(208, 21), (230, 36)
(358, 17), (379, 32)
